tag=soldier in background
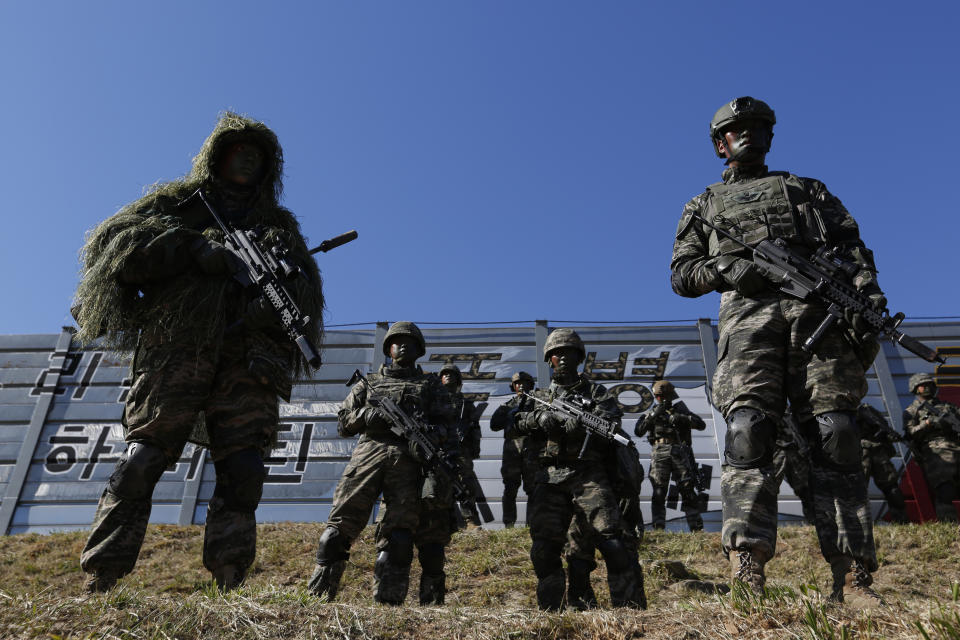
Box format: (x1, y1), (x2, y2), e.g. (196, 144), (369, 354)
(671, 96), (885, 603)
(857, 404), (910, 524)
(903, 373), (960, 522)
(76, 113), (324, 593)
(490, 372), (538, 528)
(635, 380), (706, 531)
(773, 411), (814, 523)
(307, 322), (454, 604)
(515, 328), (645, 610)
(440, 365), (484, 529)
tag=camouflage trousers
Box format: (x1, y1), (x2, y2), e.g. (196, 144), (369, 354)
(714, 293), (872, 565)
(648, 443), (702, 530)
(81, 334), (278, 578)
(861, 445), (908, 520)
(327, 438), (421, 546)
(501, 436), (536, 526)
(916, 442), (960, 521)
(772, 445), (814, 522)
(565, 493), (642, 568)
(530, 466), (624, 547)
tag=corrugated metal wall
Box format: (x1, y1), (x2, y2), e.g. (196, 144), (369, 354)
(1, 320), (957, 535)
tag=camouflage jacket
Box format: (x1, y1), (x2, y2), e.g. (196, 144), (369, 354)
(634, 400), (705, 446)
(516, 373), (623, 482)
(451, 391), (482, 460)
(670, 165), (880, 300)
(903, 396), (960, 451)
(338, 364), (456, 451)
(857, 403), (902, 456)
(490, 394), (531, 442)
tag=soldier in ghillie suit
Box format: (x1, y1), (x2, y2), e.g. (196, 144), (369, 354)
(307, 322), (455, 605)
(635, 380), (706, 531)
(773, 411), (814, 523)
(857, 403), (910, 523)
(671, 97), (884, 604)
(514, 328), (646, 611)
(75, 112), (324, 592)
(903, 373), (960, 522)
(490, 371), (538, 527)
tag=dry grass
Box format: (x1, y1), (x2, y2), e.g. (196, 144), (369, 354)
(0, 522), (957, 639)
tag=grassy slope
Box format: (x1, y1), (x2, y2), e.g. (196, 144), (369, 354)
(0, 522), (957, 639)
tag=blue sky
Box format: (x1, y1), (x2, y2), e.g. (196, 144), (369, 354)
(1, 1), (957, 335)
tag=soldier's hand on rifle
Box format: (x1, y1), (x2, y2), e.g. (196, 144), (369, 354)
(716, 256), (770, 296)
(243, 296), (280, 330)
(189, 236), (245, 275)
(360, 406), (390, 431)
(843, 293), (886, 338)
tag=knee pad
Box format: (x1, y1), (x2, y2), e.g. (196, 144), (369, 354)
(597, 538), (632, 573)
(651, 486), (667, 503)
(108, 442), (168, 500)
(417, 543), (445, 574)
(814, 412), (861, 472)
(213, 449), (266, 513)
(724, 408), (775, 469)
(530, 539), (564, 579)
(316, 526), (350, 565)
(383, 528), (414, 566)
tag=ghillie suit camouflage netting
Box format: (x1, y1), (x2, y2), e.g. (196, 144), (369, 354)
(73, 112), (324, 376)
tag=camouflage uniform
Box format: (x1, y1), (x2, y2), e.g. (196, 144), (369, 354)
(516, 364), (644, 610)
(903, 375), (960, 522)
(490, 375), (540, 527)
(77, 113), (324, 592)
(308, 325), (455, 605)
(452, 388), (484, 528)
(671, 97), (883, 595)
(857, 404), (909, 523)
(772, 412), (814, 523)
(635, 391), (706, 531)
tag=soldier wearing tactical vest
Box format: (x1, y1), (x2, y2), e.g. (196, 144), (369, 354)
(439, 365), (485, 529)
(903, 373), (960, 522)
(857, 403), (910, 524)
(307, 322), (455, 605)
(635, 380), (706, 531)
(513, 328), (646, 610)
(490, 371), (539, 528)
(671, 97), (885, 604)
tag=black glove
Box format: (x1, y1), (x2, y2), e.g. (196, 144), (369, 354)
(190, 237), (244, 275)
(717, 256), (770, 296)
(844, 293), (886, 339)
(244, 296), (280, 331)
(362, 406), (390, 431)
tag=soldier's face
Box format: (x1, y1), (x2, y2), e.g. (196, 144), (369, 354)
(654, 393), (666, 404)
(512, 380), (533, 395)
(717, 118), (770, 164)
(388, 336), (418, 367)
(441, 371), (460, 389)
(218, 142), (265, 185)
(917, 384), (937, 398)
(549, 347), (583, 376)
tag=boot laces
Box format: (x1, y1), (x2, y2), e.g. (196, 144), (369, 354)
(735, 551), (764, 588)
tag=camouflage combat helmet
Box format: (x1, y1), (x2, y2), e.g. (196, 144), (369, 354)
(439, 364), (463, 386)
(511, 371), (535, 385)
(652, 379), (678, 401)
(710, 96), (776, 158)
(543, 328), (586, 362)
(909, 372), (936, 394)
(382, 321), (426, 358)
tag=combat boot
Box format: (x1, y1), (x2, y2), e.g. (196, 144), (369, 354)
(730, 550), (766, 593)
(830, 558), (883, 607)
(419, 572), (446, 605)
(85, 568), (121, 593)
(213, 564), (246, 592)
(566, 558), (598, 611)
(373, 552), (411, 605)
(307, 561), (346, 601)
(536, 569), (566, 611)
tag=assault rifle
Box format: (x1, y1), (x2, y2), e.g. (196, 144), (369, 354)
(520, 390), (631, 459)
(346, 369), (493, 523)
(690, 214), (943, 364)
(187, 188), (358, 368)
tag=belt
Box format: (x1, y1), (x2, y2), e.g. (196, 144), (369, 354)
(653, 438), (678, 445)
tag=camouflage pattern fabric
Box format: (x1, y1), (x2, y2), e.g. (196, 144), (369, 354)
(671, 164), (879, 569)
(856, 404), (908, 521)
(491, 394), (538, 525)
(903, 396), (960, 520)
(648, 444), (702, 530)
(773, 414), (814, 522)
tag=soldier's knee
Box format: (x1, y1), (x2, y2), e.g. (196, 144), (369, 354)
(108, 442), (168, 500)
(316, 526), (350, 564)
(213, 449), (266, 513)
(530, 539), (564, 578)
(651, 485), (667, 502)
(934, 482), (958, 503)
(383, 528), (414, 566)
(597, 538), (632, 573)
(724, 407), (775, 469)
(418, 543), (445, 574)
(814, 412), (861, 472)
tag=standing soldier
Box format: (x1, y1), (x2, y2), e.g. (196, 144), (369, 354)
(440, 365), (484, 528)
(857, 404), (910, 523)
(74, 112), (324, 592)
(635, 380), (706, 531)
(671, 97), (885, 603)
(902, 373), (960, 522)
(514, 328), (645, 610)
(490, 372), (538, 528)
(307, 322), (454, 604)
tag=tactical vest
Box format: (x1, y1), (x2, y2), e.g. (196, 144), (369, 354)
(704, 173), (823, 257)
(361, 366), (437, 442)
